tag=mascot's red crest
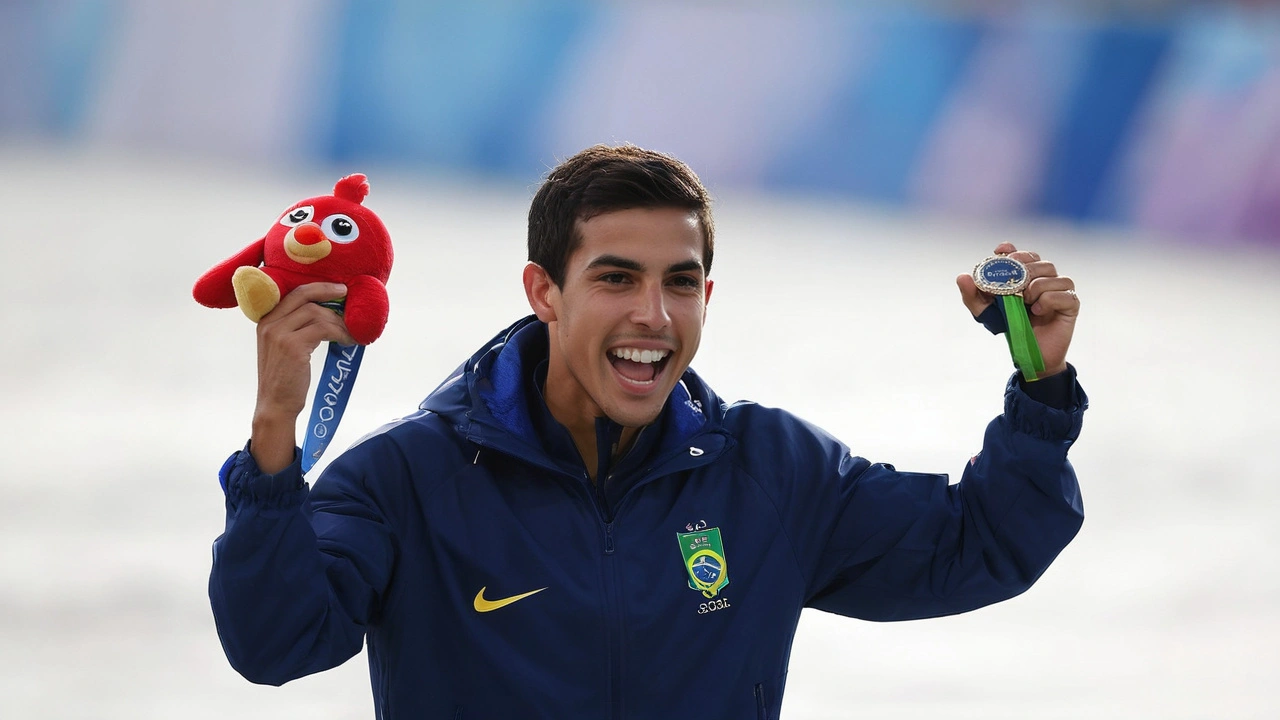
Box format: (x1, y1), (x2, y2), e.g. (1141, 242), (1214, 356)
(192, 173), (393, 345)
(333, 174), (370, 203)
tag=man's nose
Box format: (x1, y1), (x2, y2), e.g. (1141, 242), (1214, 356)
(632, 282), (670, 329)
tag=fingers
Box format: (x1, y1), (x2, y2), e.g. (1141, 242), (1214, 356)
(259, 283), (357, 347)
(993, 244), (1063, 304)
(992, 242), (1041, 264)
(1014, 254), (1078, 317)
(1025, 277), (1080, 317)
(979, 244), (1080, 317)
(279, 307), (359, 348)
(273, 282), (348, 316)
(266, 302), (356, 345)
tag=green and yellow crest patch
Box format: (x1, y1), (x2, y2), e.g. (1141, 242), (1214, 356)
(677, 526), (729, 598)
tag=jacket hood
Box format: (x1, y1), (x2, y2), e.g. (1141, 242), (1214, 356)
(419, 316), (729, 472)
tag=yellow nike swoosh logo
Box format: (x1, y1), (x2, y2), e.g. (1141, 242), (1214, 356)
(473, 586), (548, 613)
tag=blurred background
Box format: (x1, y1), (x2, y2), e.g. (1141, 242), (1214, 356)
(3, 0), (1279, 718)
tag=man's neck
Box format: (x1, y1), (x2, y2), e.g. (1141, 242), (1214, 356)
(538, 354), (645, 482)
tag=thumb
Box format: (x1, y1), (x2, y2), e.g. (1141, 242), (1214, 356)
(956, 273), (992, 318)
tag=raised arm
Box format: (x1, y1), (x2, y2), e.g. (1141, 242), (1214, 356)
(248, 282), (355, 473)
(802, 377), (1086, 620)
(784, 244), (1086, 619)
(208, 282), (393, 685)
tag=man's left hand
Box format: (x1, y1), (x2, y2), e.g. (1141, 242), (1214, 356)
(956, 242), (1080, 378)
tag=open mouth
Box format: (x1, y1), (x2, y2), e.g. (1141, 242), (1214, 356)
(608, 347), (672, 390)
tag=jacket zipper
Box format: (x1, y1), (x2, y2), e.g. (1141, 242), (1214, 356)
(600, 493), (622, 720)
(590, 439), (725, 720)
(468, 431), (729, 718)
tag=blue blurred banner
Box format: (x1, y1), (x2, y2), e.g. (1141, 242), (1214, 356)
(6, 0), (1279, 246)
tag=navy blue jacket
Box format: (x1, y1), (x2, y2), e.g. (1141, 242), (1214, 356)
(210, 316), (1087, 719)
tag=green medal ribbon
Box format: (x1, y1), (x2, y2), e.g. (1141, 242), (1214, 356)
(974, 256), (1045, 382)
(1001, 295), (1045, 382)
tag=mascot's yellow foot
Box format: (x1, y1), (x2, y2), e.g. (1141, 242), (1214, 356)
(231, 266), (281, 322)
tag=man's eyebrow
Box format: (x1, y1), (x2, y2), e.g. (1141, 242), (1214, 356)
(666, 260), (704, 275)
(584, 255), (705, 275)
(586, 255), (645, 272)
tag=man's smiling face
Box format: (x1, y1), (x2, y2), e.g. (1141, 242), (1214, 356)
(525, 206), (713, 433)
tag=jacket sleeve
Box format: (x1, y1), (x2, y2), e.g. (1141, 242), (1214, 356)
(208, 440), (397, 685)
(801, 368), (1087, 621)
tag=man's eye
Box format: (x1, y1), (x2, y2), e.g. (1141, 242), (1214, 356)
(600, 273), (628, 284)
(670, 275), (699, 288)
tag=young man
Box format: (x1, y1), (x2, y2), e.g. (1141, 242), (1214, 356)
(210, 145), (1086, 718)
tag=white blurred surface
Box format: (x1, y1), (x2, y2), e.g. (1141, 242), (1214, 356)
(2, 145), (1278, 719)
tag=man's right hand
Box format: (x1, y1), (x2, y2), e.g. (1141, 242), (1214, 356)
(250, 282), (355, 474)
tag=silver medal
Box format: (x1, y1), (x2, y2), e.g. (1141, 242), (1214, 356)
(972, 255), (1028, 296)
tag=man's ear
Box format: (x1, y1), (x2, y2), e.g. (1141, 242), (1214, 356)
(700, 278), (714, 326)
(523, 262), (559, 322)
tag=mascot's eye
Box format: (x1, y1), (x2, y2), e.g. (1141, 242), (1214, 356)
(321, 214), (360, 244)
(279, 205), (314, 227)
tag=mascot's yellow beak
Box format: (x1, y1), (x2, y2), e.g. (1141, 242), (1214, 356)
(285, 223), (332, 264)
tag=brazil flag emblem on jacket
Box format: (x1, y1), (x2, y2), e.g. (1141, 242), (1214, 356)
(677, 526), (729, 598)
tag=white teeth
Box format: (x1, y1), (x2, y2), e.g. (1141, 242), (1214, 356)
(612, 347), (669, 364)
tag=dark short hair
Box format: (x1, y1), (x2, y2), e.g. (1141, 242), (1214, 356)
(528, 144), (714, 287)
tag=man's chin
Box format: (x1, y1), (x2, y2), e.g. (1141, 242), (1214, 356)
(603, 401), (666, 430)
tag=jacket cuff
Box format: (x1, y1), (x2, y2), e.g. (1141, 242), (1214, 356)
(218, 442), (308, 510)
(1018, 367), (1074, 408)
(1003, 364), (1088, 442)
(974, 301), (1008, 335)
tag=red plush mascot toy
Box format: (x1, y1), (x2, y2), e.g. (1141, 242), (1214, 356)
(192, 173), (392, 345)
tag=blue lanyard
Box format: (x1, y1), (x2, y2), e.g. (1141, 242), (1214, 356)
(301, 341), (364, 474)
(300, 300), (366, 474)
